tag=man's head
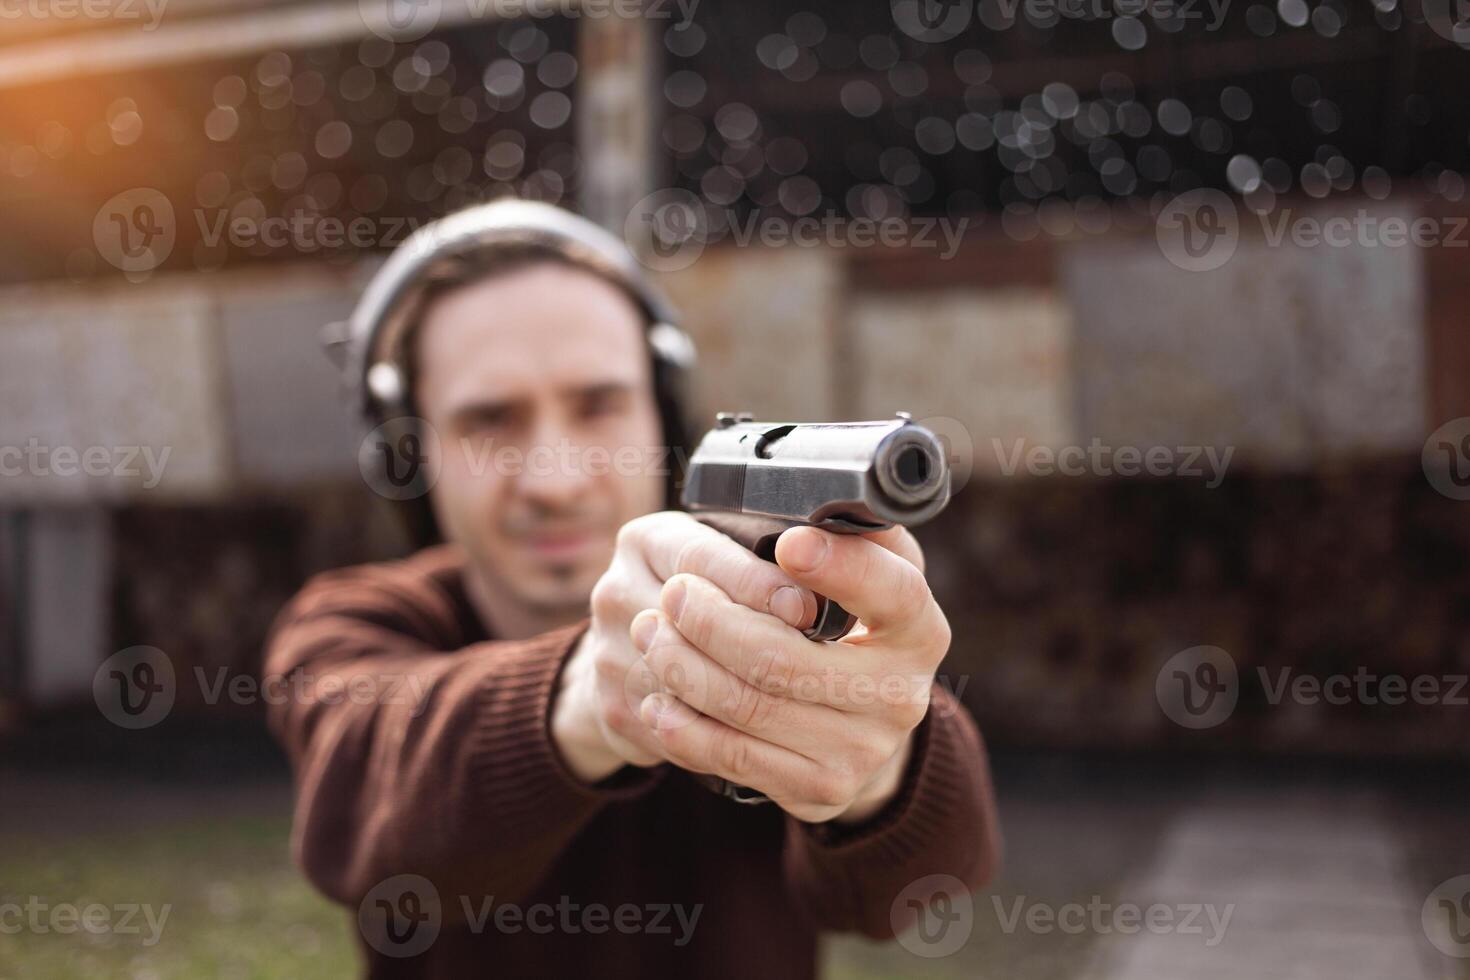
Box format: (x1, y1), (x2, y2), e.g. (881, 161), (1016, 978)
(337, 199), (695, 631)
(411, 251), (667, 615)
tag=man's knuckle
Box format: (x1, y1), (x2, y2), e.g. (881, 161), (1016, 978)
(893, 565), (933, 615)
(672, 535), (711, 577)
(714, 728), (753, 780)
(728, 681), (778, 732)
(600, 694), (640, 737)
(617, 515), (652, 550)
(854, 733), (894, 774)
(591, 649), (625, 683)
(810, 769), (854, 808)
(899, 686), (933, 728)
(750, 644), (799, 697)
(733, 561), (776, 608)
(589, 576), (624, 620)
(927, 608), (953, 658)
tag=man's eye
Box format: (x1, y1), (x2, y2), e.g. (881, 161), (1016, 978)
(580, 391), (627, 420)
(462, 408), (514, 432)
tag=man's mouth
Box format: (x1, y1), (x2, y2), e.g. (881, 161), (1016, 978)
(518, 530), (599, 562)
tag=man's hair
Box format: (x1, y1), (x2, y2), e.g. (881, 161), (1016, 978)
(391, 242), (690, 548)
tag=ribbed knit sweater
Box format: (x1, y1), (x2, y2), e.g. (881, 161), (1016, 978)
(263, 543), (1001, 978)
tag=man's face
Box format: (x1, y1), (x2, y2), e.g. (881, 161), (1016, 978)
(414, 262), (667, 613)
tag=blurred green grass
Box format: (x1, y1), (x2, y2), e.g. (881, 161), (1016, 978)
(0, 811), (356, 980)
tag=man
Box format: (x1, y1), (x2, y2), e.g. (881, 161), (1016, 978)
(265, 199), (1000, 977)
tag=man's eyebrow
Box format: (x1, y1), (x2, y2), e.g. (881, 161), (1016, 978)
(446, 382), (636, 420)
(570, 381), (636, 401)
(448, 398), (518, 424)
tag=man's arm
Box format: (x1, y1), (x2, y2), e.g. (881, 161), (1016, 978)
(262, 555), (661, 918)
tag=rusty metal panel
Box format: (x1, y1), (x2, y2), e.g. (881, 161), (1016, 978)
(657, 244), (840, 425)
(0, 279), (230, 502)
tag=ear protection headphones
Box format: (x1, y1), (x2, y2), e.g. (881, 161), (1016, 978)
(322, 198), (699, 543)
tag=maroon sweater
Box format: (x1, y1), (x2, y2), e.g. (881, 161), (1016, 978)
(264, 544), (1001, 978)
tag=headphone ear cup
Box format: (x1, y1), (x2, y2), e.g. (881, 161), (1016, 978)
(647, 321), (696, 371)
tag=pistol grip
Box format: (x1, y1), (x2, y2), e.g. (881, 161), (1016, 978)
(690, 512), (858, 641)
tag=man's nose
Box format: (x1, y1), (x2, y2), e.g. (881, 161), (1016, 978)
(515, 419), (593, 508)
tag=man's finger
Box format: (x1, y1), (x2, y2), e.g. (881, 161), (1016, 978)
(658, 573), (881, 704)
(773, 527), (948, 650)
(624, 513), (816, 629)
(860, 525), (926, 574)
(633, 610), (848, 755)
(639, 692), (832, 806)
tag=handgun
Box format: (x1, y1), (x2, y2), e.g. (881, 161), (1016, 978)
(682, 412), (951, 642)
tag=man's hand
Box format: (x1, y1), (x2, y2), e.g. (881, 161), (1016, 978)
(632, 524), (948, 824)
(552, 512), (950, 826)
(552, 512), (818, 784)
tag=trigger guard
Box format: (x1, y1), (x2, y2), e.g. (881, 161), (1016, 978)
(803, 597), (857, 641)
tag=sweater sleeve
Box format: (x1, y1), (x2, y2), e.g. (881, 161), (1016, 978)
(779, 682), (1001, 939)
(261, 556), (663, 922)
